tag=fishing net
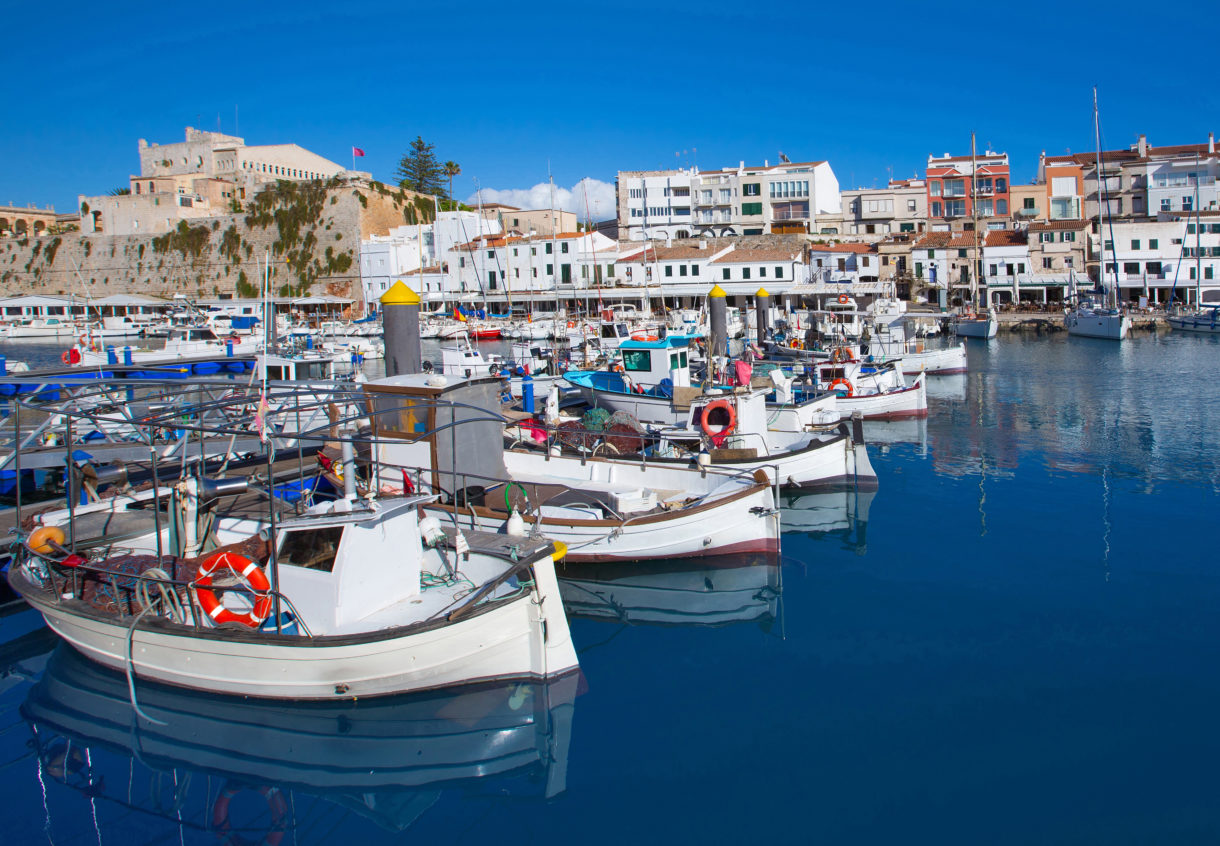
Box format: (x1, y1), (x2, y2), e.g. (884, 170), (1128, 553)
(581, 407), (612, 432)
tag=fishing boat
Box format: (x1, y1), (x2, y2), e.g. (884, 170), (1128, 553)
(1167, 304), (1220, 333)
(6, 380), (579, 699)
(67, 325), (261, 367)
(562, 338), (878, 488)
(352, 372), (783, 563)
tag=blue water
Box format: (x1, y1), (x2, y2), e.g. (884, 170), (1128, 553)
(4, 331), (1220, 844)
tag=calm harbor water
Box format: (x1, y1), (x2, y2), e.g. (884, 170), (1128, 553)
(3, 331), (1220, 844)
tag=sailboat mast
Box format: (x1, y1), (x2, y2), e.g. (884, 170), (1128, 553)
(1093, 87), (1107, 307)
(1195, 152), (1202, 307)
(970, 132), (980, 311)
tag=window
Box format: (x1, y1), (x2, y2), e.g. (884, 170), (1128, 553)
(1188, 224), (1197, 234)
(1018, 263), (1025, 273)
(927, 250), (935, 258)
(531, 247), (537, 255)
(1104, 240), (1113, 252)
(1184, 196), (1194, 211)
(546, 263), (552, 274)
(680, 265), (688, 277)
(900, 222), (915, 232)
(486, 250), (494, 258)
(622, 349), (651, 371)
(957, 249), (967, 258)
(664, 265), (673, 277)
(1149, 239), (1158, 249)
(996, 178), (1007, 193)
(1206, 266), (1215, 280)
(1146, 262), (1163, 276)
(908, 200), (917, 212)
(1065, 257), (1074, 267)
(743, 268), (751, 280)
(990, 264), (998, 275)
(946, 200), (966, 217)
(743, 183), (761, 197)
(279, 527), (344, 572)
(1040, 232), (1054, 243)
(759, 267), (766, 278)
(774, 266), (783, 277)
(1123, 262), (1140, 275)
(629, 188), (643, 199)
(1061, 232), (1075, 242)
(1131, 240), (1140, 250)
(930, 181), (942, 196)
(997, 199), (1007, 215)
(546, 243), (553, 254)
(932, 202), (942, 217)
(1024, 197), (1035, 210)
(722, 268), (730, 280)
(1043, 258), (1054, 269)
(459, 257), (465, 268)
(1162, 198), (1172, 211)
(742, 202), (762, 215)
(561, 242), (569, 253)
(915, 261), (924, 277)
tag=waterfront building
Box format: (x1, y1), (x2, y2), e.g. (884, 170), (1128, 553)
(79, 127), (350, 236)
(613, 242), (733, 289)
(840, 179), (926, 240)
(1026, 220), (1088, 299)
(1009, 182), (1047, 225)
(926, 150), (1011, 232)
(360, 212), (501, 303)
(616, 160), (840, 242)
(1038, 134), (1220, 226)
(1104, 217), (1220, 305)
(710, 248), (806, 299)
(807, 243), (879, 285)
(478, 204), (578, 237)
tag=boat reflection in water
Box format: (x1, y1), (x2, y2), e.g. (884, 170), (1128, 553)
(779, 487), (875, 554)
(21, 645), (578, 838)
(558, 553), (781, 630)
(862, 416), (929, 456)
(923, 372), (967, 402)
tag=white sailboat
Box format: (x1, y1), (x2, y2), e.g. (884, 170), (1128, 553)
(1066, 89), (1131, 341)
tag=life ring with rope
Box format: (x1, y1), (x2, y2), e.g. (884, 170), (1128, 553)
(700, 399), (737, 447)
(193, 551), (274, 628)
(829, 377), (854, 397)
(212, 782), (287, 846)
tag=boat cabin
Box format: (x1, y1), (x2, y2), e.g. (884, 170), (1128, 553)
(272, 499), (430, 634)
(619, 336), (693, 390)
(262, 350), (338, 381)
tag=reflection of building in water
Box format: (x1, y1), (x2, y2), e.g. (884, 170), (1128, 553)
(558, 554), (781, 628)
(22, 646), (577, 837)
(923, 347), (1220, 490)
(780, 488), (875, 554)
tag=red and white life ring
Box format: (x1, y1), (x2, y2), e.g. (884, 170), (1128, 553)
(829, 377), (854, 397)
(631, 332), (659, 341)
(61, 347), (81, 366)
(837, 294), (850, 305)
(194, 551), (273, 628)
(212, 782), (286, 846)
(700, 399), (737, 447)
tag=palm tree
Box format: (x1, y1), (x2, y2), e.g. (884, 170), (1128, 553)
(443, 161), (461, 205)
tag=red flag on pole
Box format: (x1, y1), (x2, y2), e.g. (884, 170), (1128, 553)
(351, 146), (365, 157)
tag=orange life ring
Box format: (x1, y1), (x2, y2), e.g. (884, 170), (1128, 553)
(700, 399), (737, 446)
(830, 348), (844, 363)
(61, 350), (72, 365)
(838, 294), (850, 305)
(567, 320), (576, 329)
(194, 551), (273, 628)
(631, 333), (659, 341)
(789, 338), (800, 348)
(212, 782), (287, 846)
(829, 377), (854, 397)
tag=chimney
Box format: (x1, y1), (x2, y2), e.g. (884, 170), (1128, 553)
(739, 160), (745, 171)
(1210, 132), (1216, 154)
(1137, 134), (1147, 157)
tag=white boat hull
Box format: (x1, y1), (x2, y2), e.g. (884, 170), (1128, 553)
(895, 343), (967, 375)
(954, 316), (998, 338)
(10, 559), (577, 700)
(1065, 309), (1130, 340)
(833, 373), (927, 420)
(1167, 314), (1220, 334)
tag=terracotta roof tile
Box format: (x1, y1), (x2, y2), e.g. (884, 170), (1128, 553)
(711, 248), (801, 263)
(809, 243), (876, 254)
(1028, 219), (1090, 231)
(984, 230), (1026, 247)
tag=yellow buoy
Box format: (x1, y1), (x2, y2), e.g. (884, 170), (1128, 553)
(28, 525), (66, 555)
(551, 541), (568, 562)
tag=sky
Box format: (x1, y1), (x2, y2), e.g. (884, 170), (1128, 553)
(2, 0), (1218, 220)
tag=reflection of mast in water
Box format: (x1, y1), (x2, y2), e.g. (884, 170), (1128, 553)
(978, 453), (988, 537)
(1102, 464), (1112, 582)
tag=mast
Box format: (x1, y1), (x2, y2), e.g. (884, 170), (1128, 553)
(970, 132), (980, 313)
(1093, 87), (1107, 307)
(1195, 152), (1202, 307)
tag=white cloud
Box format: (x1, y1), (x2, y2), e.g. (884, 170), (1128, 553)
(466, 178), (616, 222)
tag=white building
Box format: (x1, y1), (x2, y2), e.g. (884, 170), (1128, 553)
(617, 160), (840, 241)
(1105, 217), (1220, 304)
(807, 243), (880, 284)
(840, 179), (927, 240)
(360, 212), (501, 303)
